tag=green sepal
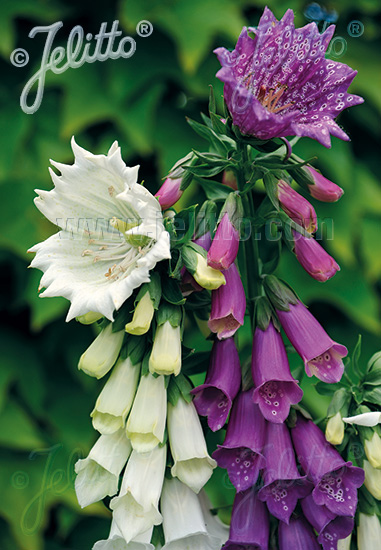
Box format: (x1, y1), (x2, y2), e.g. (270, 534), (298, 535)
(168, 249), (183, 279)
(286, 408), (298, 429)
(162, 277), (186, 305)
(363, 386), (381, 406)
(208, 85), (216, 115)
(366, 350), (381, 375)
(263, 172), (280, 210)
(111, 296), (134, 332)
(123, 335), (147, 366)
(254, 296), (279, 332)
(195, 176), (231, 201)
(172, 205), (198, 247)
(167, 373), (193, 406)
(263, 274), (299, 312)
(241, 358), (254, 392)
(364, 364), (381, 386)
(180, 169), (194, 192)
(140, 351), (150, 377)
(194, 200), (217, 240)
(291, 163), (317, 188)
(314, 382), (342, 396)
(181, 242), (206, 275)
(327, 388), (351, 418)
(156, 302), (182, 328)
(151, 525), (165, 548)
(210, 112), (227, 135)
(358, 486), (380, 516)
(218, 191), (244, 231)
(135, 272), (162, 310)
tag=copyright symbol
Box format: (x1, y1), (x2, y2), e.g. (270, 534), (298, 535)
(12, 470), (29, 489)
(10, 48), (29, 67)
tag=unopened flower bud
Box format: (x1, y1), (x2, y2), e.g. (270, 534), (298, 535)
(155, 177), (183, 210)
(364, 431), (381, 469)
(278, 179), (317, 233)
(358, 513), (381, 550)
(125, 291), (155, 335)
(292, 230), (340, 282)
(149, 321), (182, 376)
(325, 412), (345, 446)
(182, 243), (226, 291)
(363, 459), (381, 500)
(76, 311), (103, 324)
(78, 323), (124, 379)
(304, 166), (344, 202)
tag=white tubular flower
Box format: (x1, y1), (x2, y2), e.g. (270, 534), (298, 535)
(167, 397), (216, 493)
(161, 478), (221, 550)
(363, 460), (381, 500)
(91, 357), (141, 434)
(358, 513), (381, 550)
(149, 322), (182, 376)
(93, 521), (154, 550)
(198, 490), (229, 545)
(78, 323), (125, 379)
(126, 374), (167, 452)
(343, 411), (381, 426)
(125, 291), (155, 336)
(29, 139), (171, 322)
(325, 412), (345, 445)
(74, 429), (131, 508)
(337, 535), (351, 550)
(110, 445), (167, 543)
(364, 432), (381, 469)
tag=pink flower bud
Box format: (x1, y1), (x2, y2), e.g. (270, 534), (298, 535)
(155, 177), (183, 210)
(278, 180), (317, 233)
(207, 213), (240, 271)
(293, 230), (340, 282)
(304, 166), (344, 202)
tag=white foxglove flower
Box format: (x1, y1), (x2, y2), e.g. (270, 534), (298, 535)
(337, 535), (351, 550)
(74, 429), (131, 508)
(364, 432), (381, 469)
(78, 323), (125, 379)
(91, 357), (141, 434)
(325, 412), (345, 445)
(343, 411), (381, 426)
(110, 445), (166, 543)
(149, 321), (182, 376)
(363, 459), (381, 500)
(93, 521), (154, 550)
(358, 513), (381, 550)
(126, 373), (167, 452)
(161, 478), (221, 550)
(198, 490), (229, 545)
(167, 397), (216, 493)
(29, 139), (171, 321)
(125, 291), (155, 335)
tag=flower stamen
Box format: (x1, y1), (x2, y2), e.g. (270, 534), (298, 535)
(257, 84), (294, 114)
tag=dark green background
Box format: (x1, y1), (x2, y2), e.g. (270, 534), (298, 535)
(0, 0), (380, 548)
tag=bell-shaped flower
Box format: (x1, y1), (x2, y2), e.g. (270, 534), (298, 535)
(208, 263), (245, 339)
(358, 513), (381, 550)
(363, 459), (381, 500)
(125, 292), (155, 335)
(78, 323), (125, 379)
(167, 397), (216, 493)
(74, 429), (131, 508)
(160, 478), (222, 550)
(191, 338), (241, 431)
(252, 320), (303, 422)
(304, 166), (344, 202)
(224, 487), (269, 550)
(343, 411), (381, 426)
(213, 390), (266, 492)
(278, 516), (320, 550)
(276, 300), (347, 383)
(325, 412), (345, 446)
(198, 491), (230, 545)
(259, 422), (312, 523)
(155, 177), (183, 210)
(91, 356), (140, 434)
(277, 180), (317, 233)
(110, 444), (167, 543)
(364, 431), (381, 469)
(291, 415), (364, 517)
(182, 243), (226, 291)
(301, 494), (354, 549)
(292, 230), (340, 282)
(126, 373), (167, 452)
(29, 139), (171, 321)
(93, 521), (154, 550)
(149, 322), (181, 377)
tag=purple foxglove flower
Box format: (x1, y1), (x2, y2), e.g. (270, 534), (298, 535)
(258, 422), (312, 523)
(224, 487), (269, 550)
(194, 231), (212, 251)
(208, 263), (246, 340)
(155, 177), (183, 210)
(213, 390), (265, 492)
(252, 321), (303, 423)
(278, 516), (320, 550)
(277, 180), (317, 233)
(207, 213), (239, 271)
(301, 494), (354, 550)
(304, 166), (344, 202)
(292, 415), (364, 517)
(191, 338), (241, 432)
(293, 230), (340, 282)
(276, 300), (348, 383)
(214, 8), (363, 148)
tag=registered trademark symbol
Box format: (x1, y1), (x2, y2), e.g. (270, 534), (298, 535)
(136, 20), (153, 37)
(347, 20), (364, 38)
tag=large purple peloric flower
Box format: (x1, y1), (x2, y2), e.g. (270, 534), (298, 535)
(214, 7), (363, 147)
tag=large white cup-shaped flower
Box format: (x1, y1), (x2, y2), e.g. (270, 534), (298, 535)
(78, 323), (125, 379)
(126, 373), (167, 452)
(167, 397), (216, 493)
(358, 513), (381, 550)
(29, 139), (171, 321)
(161, 478), (221, 550)
(91, 356), (141, 434)
(93, 521), (154, 550)
(74, 429), (131, 508)
(110, 445), (166, 543)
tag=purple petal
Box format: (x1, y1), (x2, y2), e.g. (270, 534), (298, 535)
(293, 230), (340, 282)
(279, 516), (320, 550)
(214, 446), (264, 492)
(259, 479), (311, 524)
(208, 213), (240, 271)
(313, 463), (365, 516)
(253, 380), (303, 423)
(318, 516), (354, 550)
(192, 386), (232, 432)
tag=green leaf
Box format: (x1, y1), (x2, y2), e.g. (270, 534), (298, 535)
(161, 277), (186, 305)
(172, 205), (197, 246)
(327, 388), (351, 417)
(195, 176), (232, 201)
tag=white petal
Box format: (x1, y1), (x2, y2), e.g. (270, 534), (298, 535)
(337, 536), (351, 550)
(358, 513), (381, 550)
(343, 412), (381, 427)
(78, 324), (125, 379)
(198, 491), (230, 544)
(93, 521), (154, 550)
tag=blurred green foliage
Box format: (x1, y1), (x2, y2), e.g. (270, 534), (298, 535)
(0, 0), (380, 548)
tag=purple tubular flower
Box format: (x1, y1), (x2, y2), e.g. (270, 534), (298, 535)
(214, 7), (363, 148)
(155, 177), (183, 209)
(207, 213), (240, 271)
(301, 494), (354, 550)
(278, 516), (320, 550)
(258, 422), (312, 523)
(191, 338), (241, 432)
(208, 263), (246, 340)
(213, 390), (266, 492)
(194, 231), (212, 251)
(277, 180), (317, 233)
(293, 230), (340, 282)
(252, 321), (303, 423)
(276, 300), (347, 383)
(292, 415), (364, 517)
(304, 166), (344, 202)
(224, 487), (269, 550)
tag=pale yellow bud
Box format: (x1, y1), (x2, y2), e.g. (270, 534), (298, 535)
(363, 460), (381, 500)
(325, 412), (345, 445)
(125, 292), (155, 335)
(149, 321), (181, 376)
(76, 311), (103, 325)
(193, 254), (226, 290)
(78, 323), (124, 379)
(365, 432), (381, 469)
